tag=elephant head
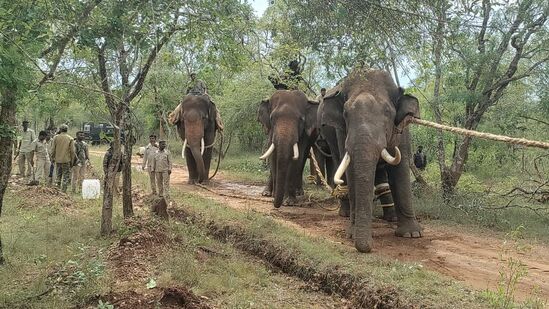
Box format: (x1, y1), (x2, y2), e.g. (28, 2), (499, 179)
(257, 90), (318, 208)
(174, 95), (217, 183)
(321, 69), (421, 252)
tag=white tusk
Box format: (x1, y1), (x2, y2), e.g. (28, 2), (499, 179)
(259, 143), (275, 160)
(292, 143), (299, 160)
(182, 139), (187, 159)
(334, 152), (351, 185)
(201, 138), (205, 155)
(381, 147), (401, 165)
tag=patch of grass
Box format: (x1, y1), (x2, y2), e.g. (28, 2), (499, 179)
(0, 191), (116, 308)
(218, 150), (269, 183)
(170, 190), (490, 308)
(412, 191), (549, 243)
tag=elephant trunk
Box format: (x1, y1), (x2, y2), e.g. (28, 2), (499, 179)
(273, 142), (291, 208)
(272, 123), (298, 208)
(190, 144), (207, 183)
(185, 120), (207, 183)
(349, 143), (378, 253)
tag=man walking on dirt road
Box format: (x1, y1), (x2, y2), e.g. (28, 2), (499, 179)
(71, 131), (90, 193)
(153, 140), (172, 199)
(15, 120), (36, 179)
(50, 124), (75, 192)
(142, 134), (159, 195)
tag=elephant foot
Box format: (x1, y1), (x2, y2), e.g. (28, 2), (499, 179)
(187, 179), (197, 185)
(294, 188), (304, 196)
(338, 200), (350, 217)
(339, 203), (351, 218)
(199, 179), (210, 185)
(380, 206), (398, 222)
(395, 219), (423, 238)
(345, 223), (353, 239)
(283, 196), (298, 206)
(354, 235), (373, 253)
(261, 187), (272, 197)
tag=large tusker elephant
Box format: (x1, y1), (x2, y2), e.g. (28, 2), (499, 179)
(258, 90), (319, 208)
(318, 68), (422, 253)
(172, 95), (217, 184)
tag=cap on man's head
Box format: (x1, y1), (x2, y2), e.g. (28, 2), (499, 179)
(159, 139), (167, 143)
(22, 120), (29, 124)
(59, 124), (69, 131)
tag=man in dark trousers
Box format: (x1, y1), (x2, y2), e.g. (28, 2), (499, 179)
(413, 146), (427, 170)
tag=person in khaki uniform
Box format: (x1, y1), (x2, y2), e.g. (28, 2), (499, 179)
(142, 134), (158, 194)
(16, 120), (36, 178)
(71, 131), (90, 193)
(153, 140), (172, 199)
(50, 124), (75, 192)
(31, 131), (50, 184)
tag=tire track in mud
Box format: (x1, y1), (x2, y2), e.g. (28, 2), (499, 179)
(93, 151), (549, 302)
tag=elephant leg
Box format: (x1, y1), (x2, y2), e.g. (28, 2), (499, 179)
(284, 156), (300, 206)
(386, 143), (422, 238)
(185, 148), (198, 184)
(262, 169), (273, 197)
(326, 155), (335, 187)
(374, 167), (397, 222)
(202, 148), (213, 185)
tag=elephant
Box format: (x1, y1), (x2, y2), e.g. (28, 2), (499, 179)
(257, 90), (319, 208)
(318, 68), (422, 253)
(172, 95), (218, 184)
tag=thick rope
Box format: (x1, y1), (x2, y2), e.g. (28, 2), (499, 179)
(309, 149), (340, 211)
(308, 149), (333, 192)
(208, 131), (223, 180)
(410, 118), (549, 150)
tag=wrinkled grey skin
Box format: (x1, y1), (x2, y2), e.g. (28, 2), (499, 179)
(175, 95), (217, 184)
(257, 90), (319, 208)
(318, 69), (422, 253)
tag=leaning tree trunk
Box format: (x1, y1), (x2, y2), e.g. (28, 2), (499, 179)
(0, 88), (17, 216)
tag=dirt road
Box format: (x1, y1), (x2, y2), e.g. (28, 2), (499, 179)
(95, 150), (548, 302)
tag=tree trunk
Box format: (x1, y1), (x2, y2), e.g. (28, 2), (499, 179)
(0, 88), (17, 216)
(431, 1), (449, 196)
(122, 106), (134, 218)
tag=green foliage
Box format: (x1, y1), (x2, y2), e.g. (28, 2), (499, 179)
(482, 226), (547, 309)
(97, 300), (115, 309)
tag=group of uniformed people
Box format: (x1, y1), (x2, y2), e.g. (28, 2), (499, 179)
(141, 135), (172, 199)
(15, 122), (90, 193)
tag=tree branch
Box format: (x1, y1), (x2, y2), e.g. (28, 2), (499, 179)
(127, 25), (180, 102)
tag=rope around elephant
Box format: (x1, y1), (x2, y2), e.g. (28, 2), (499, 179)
(409, 118), (549, 150)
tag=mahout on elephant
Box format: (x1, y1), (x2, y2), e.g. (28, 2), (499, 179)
(257, 90), (319, 208)
(170, 94), (219, 184)
(318, 68), (422, 253)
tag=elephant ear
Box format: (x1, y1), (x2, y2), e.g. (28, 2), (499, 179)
(305, 101), (319, 137)
(208, 101), (217, 129)
(395, 94), (420, 126)
(257, 99), (271, 132)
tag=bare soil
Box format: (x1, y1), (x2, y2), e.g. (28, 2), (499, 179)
(165, 164), (549, 302)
